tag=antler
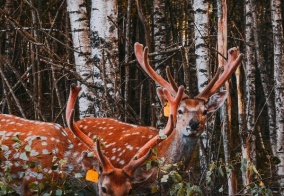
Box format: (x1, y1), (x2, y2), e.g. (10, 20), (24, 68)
(134, 86), (184, 160)
(96, 139), (114, 174)
(66, 83), (81, 121)
(68, 109), (97, 150)
(134, 42), (188, 99)
(194, 47), (244, 102)
(166, 66), (179, 92)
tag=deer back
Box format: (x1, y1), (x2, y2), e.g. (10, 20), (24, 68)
(0, 114), (93, 195)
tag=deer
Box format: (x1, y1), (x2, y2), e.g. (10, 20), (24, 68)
(0, 114), (94, 195)
(0, 112), (165, 196)
(66, 84), (183, 195)
(66, 43), (243, 193)
(134, 42), (243, 167)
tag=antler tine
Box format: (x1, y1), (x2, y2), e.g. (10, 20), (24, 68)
(166, 66), (179, 92)
(133, 86), (184, 160)
(164, 85), (184, 124)
(96, 139), (114, 174)
(123, 149), (152, 178)
(67, 109), (96, 150)
(195, 47), (244, 101)
(135, 42), (188, 99)
(133, 114), (174, 160)
(66, 84), (81, 121)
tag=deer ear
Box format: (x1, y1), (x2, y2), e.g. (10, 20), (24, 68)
(206, 91), (228, 113)
(157, 87), (168, 106)
(131, 167), (156, 184)
(81, 152), (99, 171)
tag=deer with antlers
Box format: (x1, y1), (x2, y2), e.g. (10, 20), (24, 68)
(134, 42), (243, 167)
(66, 84), (182, 195)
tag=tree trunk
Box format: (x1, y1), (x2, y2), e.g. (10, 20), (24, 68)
(217, 0), (237, 194)
(66, 0), (95, 119)
(90, 0), (119, 118)
(271, 0), (284, 193)
(193, 0), (210, 189)
(153, 0), (166, 128)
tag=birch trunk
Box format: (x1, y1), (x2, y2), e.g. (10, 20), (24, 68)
(66, 0), (95, 118)
(271, 0), (284, 193)
(242, 0), (257, 190)
(124, 0), (132, 122)
(193, 0), (210, 187)
(252, 0), (277, 157)
(153, 0), (166, 128)
(90, 0), (119, 118)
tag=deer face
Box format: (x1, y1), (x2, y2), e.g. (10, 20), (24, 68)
(176, 91), (228, 137)
(99, 169), (132, 196)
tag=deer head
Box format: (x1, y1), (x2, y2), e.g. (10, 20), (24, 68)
(0, 114), (93, 195)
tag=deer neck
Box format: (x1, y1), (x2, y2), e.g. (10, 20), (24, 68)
(156, 128), (199, 168)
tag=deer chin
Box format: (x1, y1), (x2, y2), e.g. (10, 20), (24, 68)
(181, 126), (198, 136)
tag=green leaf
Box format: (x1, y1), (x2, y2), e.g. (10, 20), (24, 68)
(11, 135), (20, 142)
(52, 164), (58, 170)
(171, 171), (182, 183)
(151, 185), (158, 193)
(25, 144), (31, 152)
(56, 189), (63, 196)
(161, 174), (169, 183)
(219, 186), (223, 192)
(20, 152), (28, 161)
(177, 183), (185, 196)
(52, 156), (57, 163)
(1, 145), (9, 151)
(74, 173), (83, 178)
(218, 166), (224, 177)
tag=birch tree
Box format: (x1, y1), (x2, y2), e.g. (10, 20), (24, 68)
(66, 0), (95, 118)
(193, 0), (210, 183)
(90, 0), (119, 118)
(271, 0), (284, 193)
(253, 0), (277, 157)
(153, 0), (167, 128)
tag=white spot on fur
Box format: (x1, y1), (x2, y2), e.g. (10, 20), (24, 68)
(126, 145), (133, 150)
(30, 150), (39, 156)
(119, 160), (125, 165)
(42, 149), (50, 154)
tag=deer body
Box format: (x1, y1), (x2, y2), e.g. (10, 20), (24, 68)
(0, 114), (92, 195)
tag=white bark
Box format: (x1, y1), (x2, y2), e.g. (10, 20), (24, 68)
(193, 0), (209, 92)
(271, 0), (284, 192)
(193, 0), (210, 179)
(90, 0), (118, 117)
(66, 0), (95, 118)
(153, 0), (166, 128)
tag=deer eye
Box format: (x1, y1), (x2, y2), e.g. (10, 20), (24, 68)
(178, 109), (183, 115)
(203, 110), (207, 115)
(102, 187), (107, 194)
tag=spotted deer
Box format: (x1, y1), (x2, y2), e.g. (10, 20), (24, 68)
(134, 42), (243, 168)
(66, 84), (182, 195)
(0, 114), (93, 195)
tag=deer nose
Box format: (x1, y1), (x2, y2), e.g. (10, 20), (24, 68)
(189, 119), (200, 130)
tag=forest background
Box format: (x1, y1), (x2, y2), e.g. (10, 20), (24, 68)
(0, 0), (284, 195)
